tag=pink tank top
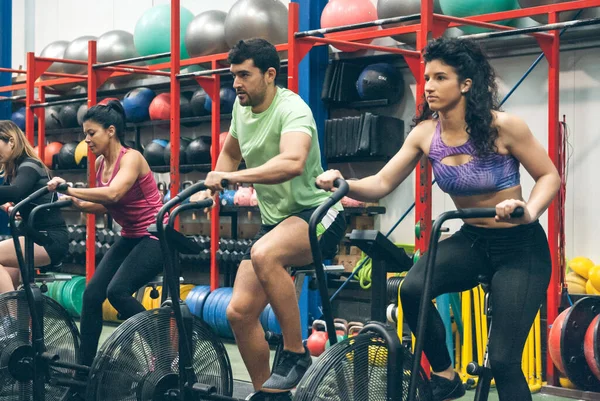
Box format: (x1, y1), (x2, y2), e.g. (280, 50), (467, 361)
(96, 147), (163, 238)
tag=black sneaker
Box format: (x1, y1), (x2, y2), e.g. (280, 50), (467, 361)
(261, 347), (312, 393)
(430, 372), (466, 401)
(246, 391), (293, 400)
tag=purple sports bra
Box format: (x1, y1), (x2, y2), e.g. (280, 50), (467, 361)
(428, 121), (520, 197)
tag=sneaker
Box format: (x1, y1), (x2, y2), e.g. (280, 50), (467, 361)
(430, 372), (466, 401)
(246, 391), (293, 400)
(261, 347), (312, 393)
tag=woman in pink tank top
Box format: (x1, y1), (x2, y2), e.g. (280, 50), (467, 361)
(48, 100), (166, 371)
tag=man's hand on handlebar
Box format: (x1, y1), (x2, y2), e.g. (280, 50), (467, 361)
(316, 169), (345, 192)
(190, 190), (218, 214)
(47, 177), (68, 192)
(495, 199), (532, 224)
(205, 171), (229, 192)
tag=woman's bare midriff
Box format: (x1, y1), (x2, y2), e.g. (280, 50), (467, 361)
(451, 185), (525, 228)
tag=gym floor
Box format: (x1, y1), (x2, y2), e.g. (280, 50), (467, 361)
(95, 324), (575, 401)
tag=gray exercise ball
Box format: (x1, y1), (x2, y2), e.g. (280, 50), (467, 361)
(185, 10), (229, 58)
(39, 41), (79, 92)
(97, 30), (144, 83)
(224, 0), (288, 48)
(377, 0), (442, 45)
(517, 0), (577, 23)
(77, 104), (89, 126)
(45, 106), (62, 130)
(63, 35), (97, 75)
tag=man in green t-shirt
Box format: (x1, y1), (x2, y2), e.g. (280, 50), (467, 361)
(195, 39), (346, 395)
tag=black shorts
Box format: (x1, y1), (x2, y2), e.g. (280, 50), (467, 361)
(242, 207), (346, 262)
(38, 227), (69, 270)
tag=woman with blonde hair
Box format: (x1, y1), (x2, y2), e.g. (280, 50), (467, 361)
(0, 120), (68, 293)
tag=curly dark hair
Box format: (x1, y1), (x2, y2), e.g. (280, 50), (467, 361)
(412, 37), (501, 156)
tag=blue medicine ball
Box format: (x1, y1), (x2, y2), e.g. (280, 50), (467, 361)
(204, 87), (236, 114)
(11, 107), (38, 131)
(123, 87), (156, 123)
(356, 63), (404, 105)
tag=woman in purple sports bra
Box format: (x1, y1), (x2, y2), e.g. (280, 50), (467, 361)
(317, 38), (560, 401)
(48, 100), (165, 369)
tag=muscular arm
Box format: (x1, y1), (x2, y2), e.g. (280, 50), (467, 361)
(501, 114), (560, 220)
(225, 131), (310, 185)
(344, 125), (426, 202)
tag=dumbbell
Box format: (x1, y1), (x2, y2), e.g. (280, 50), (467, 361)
(97, 228), (116, 245)
(196, 235), (210, 250)
(67, 225), (86, 242)
(69, 240), (86, 255)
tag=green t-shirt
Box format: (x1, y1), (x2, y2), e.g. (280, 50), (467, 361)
(230, 87), (341, 225)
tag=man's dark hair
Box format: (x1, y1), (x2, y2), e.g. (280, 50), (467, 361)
(228, 38), (280, 79)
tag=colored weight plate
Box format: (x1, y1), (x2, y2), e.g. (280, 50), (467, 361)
(179, 284), (194, 301)
(185, 286), (202, 317)
(194, 286), (211, 321)
(63, 276), (86, 317)
(220, 288), (234, 339)
(203, 288), (219, 335)
(584, 315), (600, 381)
(213, 288), (231, 338)
(561, 297), (600, 391)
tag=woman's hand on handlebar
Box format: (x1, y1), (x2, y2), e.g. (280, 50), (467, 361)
(316, 169), (345, 192)
(47, 177), (68, 192)
(495, 199), (532, 224)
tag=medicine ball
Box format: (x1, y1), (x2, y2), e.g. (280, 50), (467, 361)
(77, 104), (88, 126)
(44, 141), (64, 169)
(74, 140), (88, 168)
(57, 141), (79, 169)
(164, 137), (192, 165)
(58, 104), (80, 128)
(11, 107), (38, 131)
(143, 139), (169, 166)
(190, 87), (210, 117)
(149, 93), (171, 121)
(204, 87), (236, 114)
(123, 87), (156, 123)
(356, 63), (404, 104)
(45, 106), (62, 130)
(185, 137), (211, 165)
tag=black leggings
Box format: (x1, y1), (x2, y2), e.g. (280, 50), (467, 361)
(400, 221), (551, 401)
(79, 235), (164, 367)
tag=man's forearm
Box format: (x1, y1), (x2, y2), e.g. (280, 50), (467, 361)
(225, 155), (301, 185)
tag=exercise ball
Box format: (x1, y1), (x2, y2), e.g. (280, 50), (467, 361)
(357, 63), (404, 104)
(97, 30), (144, 83)
(123, 87), (156, 122)
(321, 0), (378, 52)
(569, 257), (595, 279)
(204, 87), (237, 114)
(44, 142), (64, 169)
(190, 88), (210, 117)
(377, 0), (442, 44)
(11, 107), (38, 131)
(39, 41), (78, 92)
(224, 0), (288, 48)
(45, 106), (62, 130)
(57, 141), (79, 169)
(98, 97), (120, 106)
(63, 36), (97, 75)
(77, 104), (88, 126)
(143, 139), (169, 166)
(517, 0), (578, 23)
(180, 92), (193, 118)
(185, 10), (229, 58)
(438, 0), (517, 34)
(164, 137), (192, 165)
(134, 4), (194, 64)
(185, 137), (212, 165)
(74, 140), (88, 167)
(58, 104), (80, 128)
